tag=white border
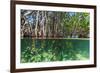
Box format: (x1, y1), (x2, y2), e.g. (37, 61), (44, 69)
(16, 4), (94, 69)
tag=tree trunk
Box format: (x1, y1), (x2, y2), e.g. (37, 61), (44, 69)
(35, 11), (39, 38)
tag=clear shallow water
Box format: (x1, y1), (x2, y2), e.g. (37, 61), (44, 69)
(21, 39), (89, 63)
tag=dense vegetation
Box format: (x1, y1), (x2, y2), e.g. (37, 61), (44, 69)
(21, 39), (89, 63)
(20, 10), (90, 63)
(21, 10), (90, 38)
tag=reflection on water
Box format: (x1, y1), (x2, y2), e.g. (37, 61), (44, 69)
(21, 38), (89, 63)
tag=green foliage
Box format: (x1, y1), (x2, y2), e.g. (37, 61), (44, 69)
(21, 11), (90, 63)
(21, 39), (89, 63)
(21, 10), (90, 38)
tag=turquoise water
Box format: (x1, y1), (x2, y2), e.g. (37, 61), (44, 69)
(21, 39), (89, 63)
